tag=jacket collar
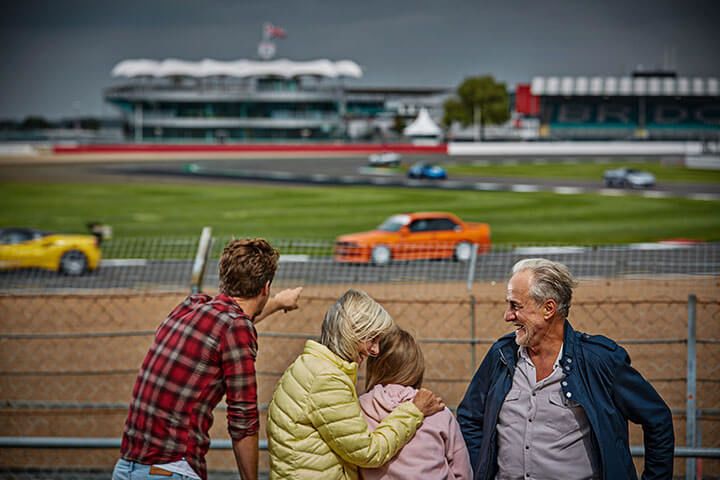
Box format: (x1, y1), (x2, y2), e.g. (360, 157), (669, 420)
(304, 340), (358, 383)
(562, 320), (577, 359)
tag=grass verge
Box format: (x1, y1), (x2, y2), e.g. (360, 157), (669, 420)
(2, 182), (719, 244)
(445, 161), (720, 184)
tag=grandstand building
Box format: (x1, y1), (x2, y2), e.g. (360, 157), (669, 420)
(523, 71), (720, 140)
(105, 58), (719, 143)
(104, 58), (449, 142)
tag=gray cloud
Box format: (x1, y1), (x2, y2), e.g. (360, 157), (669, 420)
(1, 0), (718, 119)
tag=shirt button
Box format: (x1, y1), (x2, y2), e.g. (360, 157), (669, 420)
(566, 358), (572, 363)
(532, 392), (536, 397)
(562, 381), (568, 386)
(565, 365), (571, 371)
(525, 445), (530, 450)
(566, 392), (572, 398)
(528, 418), (533, 422)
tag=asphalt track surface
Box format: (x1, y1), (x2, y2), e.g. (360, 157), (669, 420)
(107, 154), (720, 198)
(2, 152), (719, 291)
(2, 154), (719, 198)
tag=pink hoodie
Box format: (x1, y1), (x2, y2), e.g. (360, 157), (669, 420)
(359, 384), (473, 480)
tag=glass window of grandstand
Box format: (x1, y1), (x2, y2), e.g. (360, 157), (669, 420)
(256, 77), (300, 92)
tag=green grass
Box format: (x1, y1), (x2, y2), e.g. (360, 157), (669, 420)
(445, 161), (720, 184)
(2, 182), (719, 244)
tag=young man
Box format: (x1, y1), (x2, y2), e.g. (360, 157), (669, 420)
(113, 238), (302, 480)
(458, 258), (674, 480)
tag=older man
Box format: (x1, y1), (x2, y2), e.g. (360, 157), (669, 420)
(458, 258), (674, 480)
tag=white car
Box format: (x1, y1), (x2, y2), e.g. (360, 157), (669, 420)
(603, 168), (656, 188)
(368, 152), (401, 167)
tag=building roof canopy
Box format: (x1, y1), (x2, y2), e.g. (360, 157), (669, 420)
(531, 76), (719, 96)
(111, 58), (363, 79)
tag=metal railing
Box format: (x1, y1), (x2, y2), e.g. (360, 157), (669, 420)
(1, 229), (718, 478)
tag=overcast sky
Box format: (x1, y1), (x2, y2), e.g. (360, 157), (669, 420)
(1, 0), (719, 120)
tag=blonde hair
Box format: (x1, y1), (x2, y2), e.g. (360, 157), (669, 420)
(365, 328), (425, 391)
(319, 289), (395, 363)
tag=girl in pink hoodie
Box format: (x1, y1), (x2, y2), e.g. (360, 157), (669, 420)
(359, 328), (473, 480)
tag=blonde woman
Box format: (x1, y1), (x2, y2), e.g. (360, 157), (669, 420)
(360, 328), (472, 480)
(267, 289), (444, 479)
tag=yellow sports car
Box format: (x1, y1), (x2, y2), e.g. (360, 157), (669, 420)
(0, 227), (102, 276)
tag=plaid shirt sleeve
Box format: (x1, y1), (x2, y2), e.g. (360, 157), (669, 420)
(221, 316), (259, 439)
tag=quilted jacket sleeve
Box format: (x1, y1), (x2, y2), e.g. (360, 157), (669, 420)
(307, 371), (423, 468)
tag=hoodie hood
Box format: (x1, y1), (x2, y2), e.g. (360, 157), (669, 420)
(360, 384), (417, 423)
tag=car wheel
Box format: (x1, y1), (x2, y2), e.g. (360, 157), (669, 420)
(59, 250), (88, 276)
(454, 242), (473, 262)
(371, 245), (391, 266)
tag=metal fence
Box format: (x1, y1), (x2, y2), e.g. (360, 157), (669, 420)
(0, 234), (718, 479)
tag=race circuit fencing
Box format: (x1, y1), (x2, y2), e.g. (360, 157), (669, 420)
(0, 232), (719, 479)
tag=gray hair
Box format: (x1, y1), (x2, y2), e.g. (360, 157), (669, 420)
(319, 289), (395, 363)
(512, 258), (577, 319)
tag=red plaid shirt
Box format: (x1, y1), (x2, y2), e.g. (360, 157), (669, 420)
(120, 293), (258, 480)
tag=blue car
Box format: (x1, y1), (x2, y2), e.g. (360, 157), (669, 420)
(407, 162), (447, 180)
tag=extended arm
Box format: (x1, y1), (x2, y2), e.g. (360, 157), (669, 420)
(307, 372), (425, 468)
(254, 286), (303, 324)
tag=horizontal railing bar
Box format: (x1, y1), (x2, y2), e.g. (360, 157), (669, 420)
(1, 437), (717, 458)
(5, 400), (720, 420)
(1, 329), (716, 346)
(630, 446), (720, 458)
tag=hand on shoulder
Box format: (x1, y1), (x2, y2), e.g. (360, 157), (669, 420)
(413, 388), (445, 417)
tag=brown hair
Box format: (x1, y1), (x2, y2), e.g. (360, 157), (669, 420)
(218, 238), (279, 298)
(364, 328), (424, 391)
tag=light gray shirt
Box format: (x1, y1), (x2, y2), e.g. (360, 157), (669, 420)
(495, 345), (600, 480)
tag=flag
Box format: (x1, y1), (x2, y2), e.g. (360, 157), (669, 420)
(264, 23), (287, 39)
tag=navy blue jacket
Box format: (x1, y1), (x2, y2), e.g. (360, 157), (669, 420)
(457, 321), (674, 480)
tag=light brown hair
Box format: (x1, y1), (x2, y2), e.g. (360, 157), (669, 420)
(365, 328), (424, 391)
(219, 238), (279, 298)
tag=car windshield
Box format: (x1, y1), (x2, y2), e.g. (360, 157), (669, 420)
(377, 215), (410, 232)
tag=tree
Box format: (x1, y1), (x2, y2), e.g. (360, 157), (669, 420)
(443, 75), (510, 140)
(20, 116), (51, 130)
(391, 114), (406, 135)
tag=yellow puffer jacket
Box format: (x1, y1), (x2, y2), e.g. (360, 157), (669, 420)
(267, 340), (424, 479)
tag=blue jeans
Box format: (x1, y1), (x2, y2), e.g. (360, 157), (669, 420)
(112, 459), (196, 480)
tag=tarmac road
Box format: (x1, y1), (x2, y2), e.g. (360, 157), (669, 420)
(2, 154), (719, 198)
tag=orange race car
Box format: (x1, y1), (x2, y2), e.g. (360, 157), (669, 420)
(334, 212), (491, 265)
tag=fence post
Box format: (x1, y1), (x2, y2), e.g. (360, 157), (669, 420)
(686, 294), (697, 480)
(190, 227), (213, 294)
(467, 244), (479, 372)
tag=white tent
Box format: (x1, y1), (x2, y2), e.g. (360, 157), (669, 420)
(403, 108), (442, 137)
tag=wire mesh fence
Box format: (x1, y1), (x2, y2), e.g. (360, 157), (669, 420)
(0, 237), (718, 479)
